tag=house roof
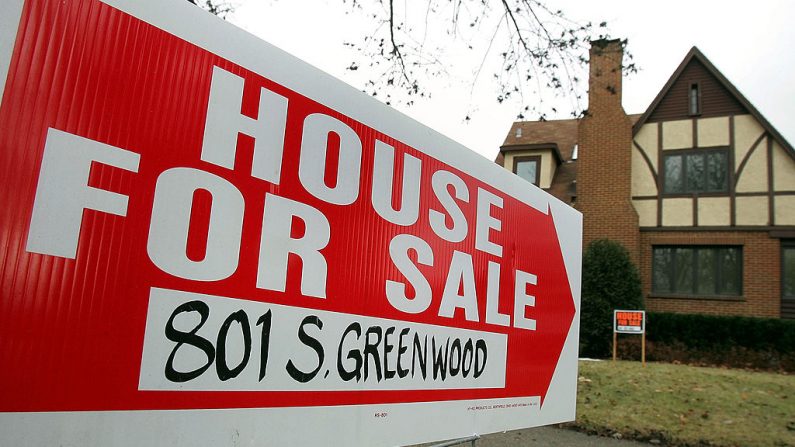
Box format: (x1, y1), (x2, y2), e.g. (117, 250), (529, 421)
(499, 119), (579, 203)
(498, 46), (794, 204)
(632, 46), (794, 156)
(499, 116), (641, 204)
(500, 119), (579, 162)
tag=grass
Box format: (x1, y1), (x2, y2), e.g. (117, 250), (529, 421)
(573, 360), (795, 447)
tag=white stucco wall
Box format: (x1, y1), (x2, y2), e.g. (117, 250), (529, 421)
(697, 116), (730, 147)
(661, 119), (693, 150)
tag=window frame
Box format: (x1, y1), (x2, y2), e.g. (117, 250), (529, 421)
(688, 82), (702, 116)
(783, 240), (795, 300)
(651, 245), (743, 300)
(512, 155), (542, 186)
(661, 147), (731, 197)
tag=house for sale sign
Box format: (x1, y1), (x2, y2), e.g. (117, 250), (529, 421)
(0, 0), (582, 445)
(614, 310), (645, 334)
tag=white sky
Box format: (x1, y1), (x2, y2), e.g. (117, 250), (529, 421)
(229, 0), (795, 161)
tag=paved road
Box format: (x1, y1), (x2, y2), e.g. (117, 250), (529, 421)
(477, 427), (650, 446)
(414, 427), (650, 447)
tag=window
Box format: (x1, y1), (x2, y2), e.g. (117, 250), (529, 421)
(689, 83), (701, 116)
(652, 246), (742, 297)
(784, 243), (795, 299)
(663, 148), (729, 194)
(513, 155), (541, 186)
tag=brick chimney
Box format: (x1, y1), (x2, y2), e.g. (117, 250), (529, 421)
(587, 39), (625, 115)
(576, 39), (640, 264)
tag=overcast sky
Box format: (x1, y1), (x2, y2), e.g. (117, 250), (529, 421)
(228, 0), (795, 161)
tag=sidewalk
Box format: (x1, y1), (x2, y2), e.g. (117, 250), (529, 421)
(416, 427), (650, 447)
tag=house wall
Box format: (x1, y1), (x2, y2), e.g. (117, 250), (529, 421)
(628, 113), (795, 318)
(630, 114), (795, 228)
(646, 57), (747, 122)
(774, 141), (795, 226)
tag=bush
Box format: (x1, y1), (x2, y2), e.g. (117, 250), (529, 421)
(579, 239), (643, 358)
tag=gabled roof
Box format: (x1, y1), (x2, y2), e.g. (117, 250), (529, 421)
(632, 47), (794, 156)
(498, 119), (578, 203)
(500, 119), (580, 164)
(498, 116), (641, 204)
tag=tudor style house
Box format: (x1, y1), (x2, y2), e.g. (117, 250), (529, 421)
(498, 39), (795, 319)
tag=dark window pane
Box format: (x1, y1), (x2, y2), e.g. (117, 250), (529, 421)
(652, 248), (673, 293)
(706, 152), (728, 192)
(686, 154), (705, 192)
(653, 246), (742, 297)
(515, 160), (538, 184)
(719, 248), (742, 295)
(697, 248), (716, 295)
(674, 248), (694, 294)
(664, 155), (683, 193)
(690, 85), (700, 115)
(663, 149), (730, 194)
(783, 247), (795, 299)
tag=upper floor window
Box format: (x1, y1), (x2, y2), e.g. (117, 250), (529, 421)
(689, 83), (701, 116)
(513, 155), (541, 186)
(663, 148), (729, 194)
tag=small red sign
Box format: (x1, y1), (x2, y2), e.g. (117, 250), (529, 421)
(614, 310), (645, 334)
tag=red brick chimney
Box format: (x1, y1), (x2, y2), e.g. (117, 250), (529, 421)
(576, 39), (640, 264)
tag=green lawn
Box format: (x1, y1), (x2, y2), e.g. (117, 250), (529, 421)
(574, 360), (795, 447)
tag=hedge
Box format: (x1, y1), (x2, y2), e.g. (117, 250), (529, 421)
(614, 312), (795, 371)
(646, 312), (795, 354)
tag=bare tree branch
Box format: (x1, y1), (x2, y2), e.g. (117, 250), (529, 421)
(500, 0), (533, 59)
(388, 0), (411, 85)
(338, 0), (634, 120)
(203, 0), (633, 121)
(185, 0), (235, 19)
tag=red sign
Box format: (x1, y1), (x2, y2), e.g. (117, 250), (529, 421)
(614, 310), (645, 334)
(0, 0), (581, 445)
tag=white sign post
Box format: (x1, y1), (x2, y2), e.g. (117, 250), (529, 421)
(613, 310), (646, 367)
